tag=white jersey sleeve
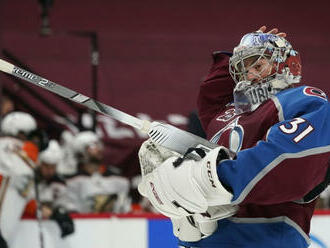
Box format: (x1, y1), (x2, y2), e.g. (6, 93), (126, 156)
(0, 137), (33, 177)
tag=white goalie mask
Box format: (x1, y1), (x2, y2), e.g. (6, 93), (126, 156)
(229, 32), (302, 114)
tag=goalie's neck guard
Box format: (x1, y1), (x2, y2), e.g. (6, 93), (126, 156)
(233, 73), (301, 114)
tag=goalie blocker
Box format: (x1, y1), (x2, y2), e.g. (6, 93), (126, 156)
(138, 142), (237, 219)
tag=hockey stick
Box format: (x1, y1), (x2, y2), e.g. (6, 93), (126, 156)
(0, 58), (218, 156)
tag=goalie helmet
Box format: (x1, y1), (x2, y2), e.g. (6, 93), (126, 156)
(1, 111), (37, 137)
(229, 32), (302, 113)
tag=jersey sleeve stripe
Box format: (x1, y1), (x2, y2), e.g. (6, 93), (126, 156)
(229, 216), (311, 245)
(272, 96), (284, 122)
(231, 145), (330, 205)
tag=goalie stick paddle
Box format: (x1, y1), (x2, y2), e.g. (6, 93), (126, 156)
(0, 58), (218, 155)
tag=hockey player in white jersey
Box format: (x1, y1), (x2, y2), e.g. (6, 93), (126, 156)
(61, 131), (131, 213)
(0, 111), (38, 247)
(23, 139), (75, 238)
(36, 140), (66, 212)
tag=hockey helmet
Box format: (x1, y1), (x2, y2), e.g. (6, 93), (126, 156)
(72, 131), (101, 154)
(39, 140), (63, 165)
(1, 111), (37, 137)
(229, 32), (302, 113)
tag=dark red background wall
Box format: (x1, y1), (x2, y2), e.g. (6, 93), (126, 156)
(1, 0), (329, 176)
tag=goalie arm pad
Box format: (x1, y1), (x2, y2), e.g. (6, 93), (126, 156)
(138, 146), (234, 218)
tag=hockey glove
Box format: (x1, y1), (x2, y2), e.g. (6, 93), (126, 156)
(171, 204), (239, 242)
(51, 207), (74, 238)
(138, 146), (234, 219)
(171, 216), (218, 242)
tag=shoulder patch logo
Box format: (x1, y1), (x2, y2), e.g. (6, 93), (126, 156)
(303, 86), (327, 100)
(216, 108), (237, 122)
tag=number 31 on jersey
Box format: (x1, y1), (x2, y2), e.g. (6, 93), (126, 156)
(279, 117), (314, 143)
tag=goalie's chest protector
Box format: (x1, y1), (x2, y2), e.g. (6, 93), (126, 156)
(206, 99), (279, 153)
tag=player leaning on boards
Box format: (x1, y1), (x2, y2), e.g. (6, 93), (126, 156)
(138, 26), (330, 247)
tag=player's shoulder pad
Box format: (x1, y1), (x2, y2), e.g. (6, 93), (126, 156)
(273, 85), (328, 120)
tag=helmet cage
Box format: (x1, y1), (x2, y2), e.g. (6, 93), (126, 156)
(229, 43), (289, 84)
(229, 33), (301, 85)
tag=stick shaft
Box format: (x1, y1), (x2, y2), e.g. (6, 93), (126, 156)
(0, 58), (219, 156)
(0, 59), (149, 132)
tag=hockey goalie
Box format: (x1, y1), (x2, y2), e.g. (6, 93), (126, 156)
(138, 27), (330, 248)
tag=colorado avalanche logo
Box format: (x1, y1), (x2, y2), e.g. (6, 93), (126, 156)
(210, 117), (244, 153)
(216, 109), (237, 122)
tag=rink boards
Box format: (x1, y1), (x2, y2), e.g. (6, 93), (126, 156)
(11, 211), (330, 248)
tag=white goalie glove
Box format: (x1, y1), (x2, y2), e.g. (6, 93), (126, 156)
(170, 204), (238, 242)
(138, 140), (237, 219)
(171, 216), (216, 242)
